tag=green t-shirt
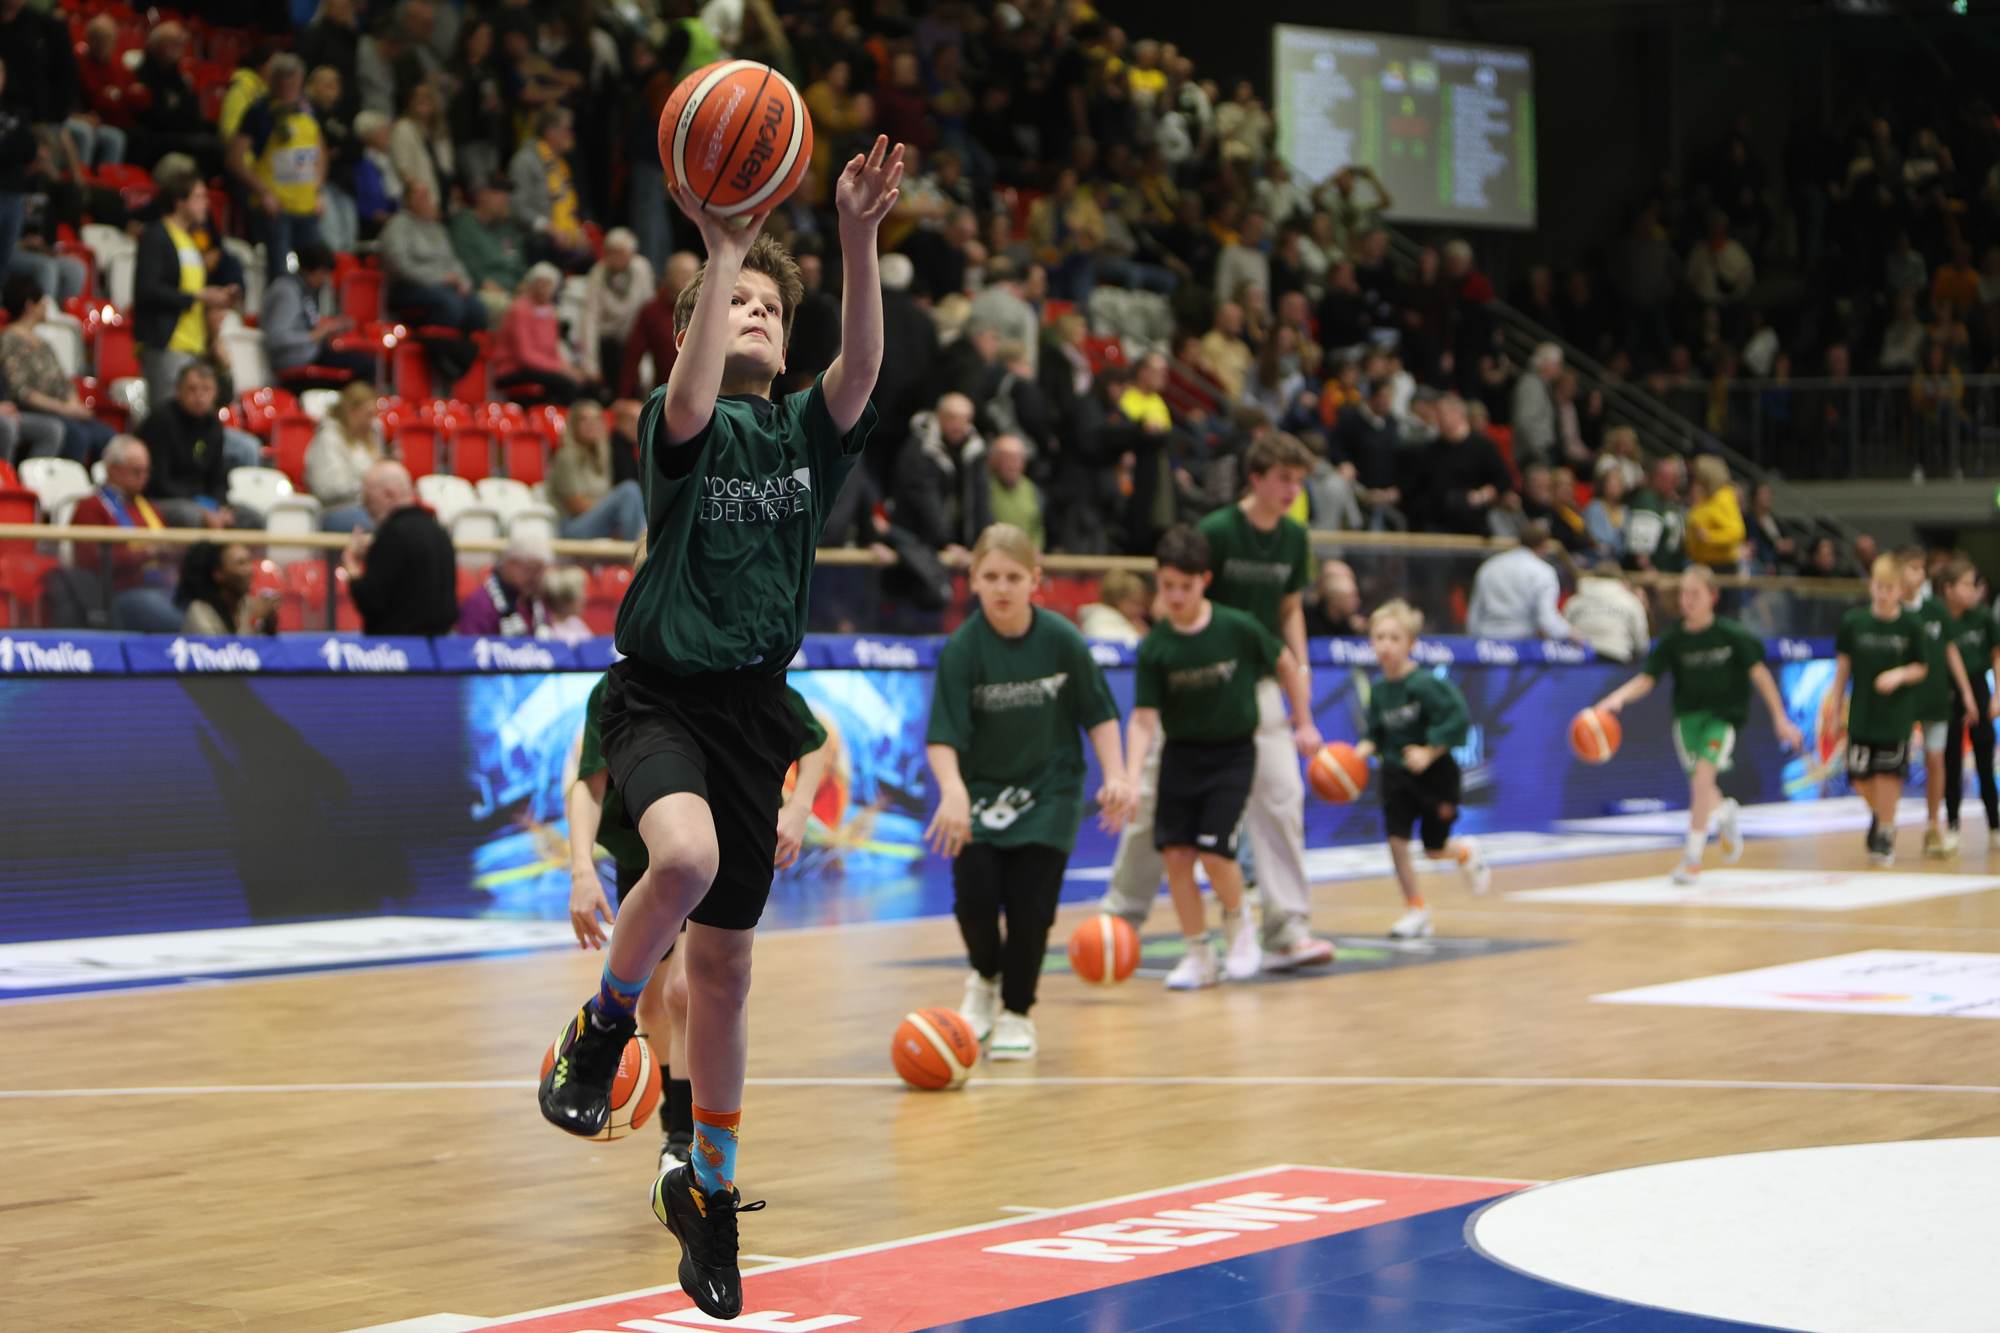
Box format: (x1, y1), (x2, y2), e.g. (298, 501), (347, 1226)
(1367, 668), (1470, 769)
(1949, 604), (1999, 688)
(1626, 490), (1686, 572)
(1135, 603), (1282, 745)
(926, 607), (1120, 850)
(1641, 616), (1766, 729)
(1197, 504), (1309, 639)
(579, 677), (828, 869)
(1836, 606), (1926, 744)
(615, 375), (878, 676)
(1907, 597), (1954, 722)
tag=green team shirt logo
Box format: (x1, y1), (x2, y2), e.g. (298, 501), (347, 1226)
(1168, 660), (1240, 692)
(972, 674), (1068, 710)
(973, 785), (1037, 830)
(1379, 700), (1422, 728)
(697, 468), (814, 522)
(1219, 557), (1292, 587)
(1679, 645), (1734, 669)
(1853, 630), (1911, 653)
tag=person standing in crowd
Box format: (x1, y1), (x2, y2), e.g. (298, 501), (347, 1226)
(457, 533), (551, 637)
(1466, 522), (1577, 641)
(510, 106), (592, 270)
(578, 230), (653, 394)
(307, 381), (387, 533)
(230, 54), (327, 279)
(1628, 455), (1688, 573)
(0, 59), (37, 288)
(1684, 455), (1746, 575)
(176, 541), (280, 636)
(343, 459), (457, 636)
(984, 433), (1044, 551)
(134, 160), (238, 416)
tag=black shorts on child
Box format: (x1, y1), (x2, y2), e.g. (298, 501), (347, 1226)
(1381, 755), (1463, 851)
(1153, 737), (1257, 856)
(598, 657), (807, 931)
(1846, 737), (1909, 780)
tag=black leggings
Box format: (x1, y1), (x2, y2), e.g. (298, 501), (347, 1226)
(1946, 685), (1999, 829)
(953, 842), (1070, 1015)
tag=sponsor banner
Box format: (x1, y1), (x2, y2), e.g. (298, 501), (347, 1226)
(1512, 867), (2000, 912)
(802, 634), (943, 670)
(1595, 949), (2000, 1017)
(432, 637), (577, 673)
(1313, 635), (1597, 667)
(289, 636), (437, 673)
(126, 635), (279, 674)
(476, 1167), (1520, 1333)
(572, 638), (622, 671)
(0, 631), (124, 674)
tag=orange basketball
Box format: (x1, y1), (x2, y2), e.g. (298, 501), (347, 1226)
(1570, 707), (1622, 764)
(1068, 914), (1141, 986)
(890, 1007), (979, 1090)
(539, 1033), (661, 1141)
(659, 60), (813, 217)
(1308, 742), (1370, 803)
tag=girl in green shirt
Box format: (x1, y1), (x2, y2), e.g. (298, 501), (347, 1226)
(1825, 555), (1932, 866)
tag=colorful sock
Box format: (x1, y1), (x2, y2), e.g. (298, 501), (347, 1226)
(1684, 829), (1707, 864)
(691, 1106), (741, 1194)
(1406, 895), (1427, 910)
(594, 963), (649, 1025)
(668, 1076), (694, 1139)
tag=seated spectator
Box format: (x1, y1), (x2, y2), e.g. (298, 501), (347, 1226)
(177, 541), (279, 636)
(804, 59), (873, 208)
(381, 183), (487, 334)
(139, 363), (255, 530)
(72, 15), (138, 169)
(539, 565), (592, 645)
(966, 258), (1042, 377)
(1549, 467), (1591, 553)
(892, 391), (990, 558)
(1418, 393), (1513, 535)
(389, 81), (454, 211)
(1744, 481), (1798, 574)
(783, 253), (843, 395)
(350, 111), (403, 240)
(70, 436), (181, 631)
(1466, 521), (1577, 640)
(457, 533), (552, 636)
(1025, 166), (1102, 304)
(307, 381), (386, 533)
(1315, 261), (1372, 351)
(1583, 465), (1632, 560)
(1197, 302), (1253, 400)
(1511, 343), (1563, 467)
(509, 106), (592, 271)
(342, 460), (458, 635)
(986, 433), (1044, 550)
(1326, 375), (1406, 530)
(1879, 291), (1924, 371)
(452, 182), (532, 324)
(493, 263), (590, 405)
(547, 399), (645, 540)
(1564, 560), (1651, 663)
(902, 205), (980, 303)
(1245, 325), (1309, 422)
(617, 250), (698, 399)
(1214, 211), (1272, 320)
(261, 243), (378, 383)
(1304, 558), (1369, 637)
(1, 275), (114, 465)
(577, 229), (653, 391)
(1685, 211), (1754, 332)
(229, 54), (325, 278)
(1884, 227), (1927, 296)
(134, 159), (238, 419)
(134, 22), (222, 176)
(1683, 454), (1745, 573)
(1804, 535), (1843, 578)
(1077, 567), (1152, 644)
(1626, 455), (1687, 573)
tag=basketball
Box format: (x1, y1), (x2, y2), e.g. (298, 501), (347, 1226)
(539, 1033), (660, 1141)
(1570, 708), (1622, 764)
(1309, 742), (1370, 803)
(659, 60), (813, 217)
(1068, 913), (1141, 986)
(890, 1007), (980, 1090)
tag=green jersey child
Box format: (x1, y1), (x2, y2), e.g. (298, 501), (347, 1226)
(536, 136), (903, 1320)
(1898, 545), (1977, 857)
(1939, 555), (2000, 847)
(1125, 525), (1319, 990)
(924, 524), (1134, 1060)
(1827, 554), (1932, 866)
(1594, 565), (1802, 883)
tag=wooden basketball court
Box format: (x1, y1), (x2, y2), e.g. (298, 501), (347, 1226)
(5, 829), (1998, 1332)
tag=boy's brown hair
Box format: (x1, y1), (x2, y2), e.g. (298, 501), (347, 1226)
(672, 233), (804, 345)
(1245, 431), (1316, 477)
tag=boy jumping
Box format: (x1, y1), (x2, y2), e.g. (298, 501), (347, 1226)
(538, 137), (901, 1320)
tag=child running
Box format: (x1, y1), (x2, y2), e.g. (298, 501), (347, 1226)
(1938, 555), (1997, 849)
(1593, 565), (1802, 883)
(1825, 554), (1930, 866)
(1899, 545), (1972, 857)
(1352, 600), (1490, 939)
(924, 523), (1136, 1059)
(536, 137), (901, 1321)
(1125, 525), (1320, 989)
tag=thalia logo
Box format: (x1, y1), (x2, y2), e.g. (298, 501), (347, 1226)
(167, 638), (261, 671)
(318, 639), (412, 672)
(852, 639), (920, 668)
(1474, 639), (1520, 665)
(0, 637), (94, 672)
(471, 639), (556, 670)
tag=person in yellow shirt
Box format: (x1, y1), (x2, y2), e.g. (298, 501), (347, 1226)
(134, 158), (238, 421)
(218, 45), (278, 142)
(226, 54), (326, 279)
(1683, 454), (1746, 572)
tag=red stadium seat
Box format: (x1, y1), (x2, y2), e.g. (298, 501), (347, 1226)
(392, 423), (439, 478)
(271, 415), (315, 488)
(450, 426), (496, 482)
(503, 430), (547, 486)
(96, 324), (139, 381)
(450, 352), (489, 403)
(392, 342), (432, 401)
(338, 269), (385, 323)
(0, 490), (41, 555)
(0, 552), (58, 625)
(238, 387), (300, 438)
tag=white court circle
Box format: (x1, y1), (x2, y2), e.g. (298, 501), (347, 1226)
(1472, 1137), (2000, 1333)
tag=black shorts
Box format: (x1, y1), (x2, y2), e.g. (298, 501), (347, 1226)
(1847, 737), (1909, 780)
(1381, 756), (1462, 851)
(598, 658), (806, 932)
(1154, 737), (1256, 856)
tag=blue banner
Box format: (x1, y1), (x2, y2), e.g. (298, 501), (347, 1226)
(125, 635), (439, 674)
(0, 631), (126, 674)
(432, 636), (578, 672)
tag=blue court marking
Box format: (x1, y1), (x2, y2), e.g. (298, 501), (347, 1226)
(921, 1201), (1785, 1332)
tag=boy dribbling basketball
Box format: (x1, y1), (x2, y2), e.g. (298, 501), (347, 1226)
(924, 524), (1135, 1059)
(1593, 565), (1802, 884)
(1352, 600), (1489, 939)
(1825, 554), (1930, 866)
(1125, 526), (1320, 989)
(537, 136), (901, 1320)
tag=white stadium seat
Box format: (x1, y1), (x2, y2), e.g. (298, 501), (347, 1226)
(220, 328), (272, 392)
(449, 505), (503, 567)
(226, 466), (295, 514)
(262, 495), (324, 564)
(18, 457), (92, 516)
(503, 505), (560, 547)
(416, 474), (477, 525)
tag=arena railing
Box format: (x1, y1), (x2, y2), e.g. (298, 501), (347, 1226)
(1681, 374), (2000, 481)
(0, 523), (1867, 638)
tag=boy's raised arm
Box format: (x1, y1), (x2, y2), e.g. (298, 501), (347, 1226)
(661, 182), (771, 445)
(823, 136), (904, 436)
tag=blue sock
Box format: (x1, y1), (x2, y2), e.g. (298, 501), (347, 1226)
(691, 1107), (741, 1193)
(595, 963), (648, 1024)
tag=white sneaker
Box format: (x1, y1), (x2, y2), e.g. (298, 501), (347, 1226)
(1387, 906), (1434, 939)
(1164, 939), (1220, 990)
(960, 971), (999, 1042)
(987, 1010), (1037, 1060)
(1943, 823), (1961, 853)
(1222, 909), (1262, 980)
(1457, 836), (1492, 895)
(1263, 918), (1336, 971)
(1670, 860), (1702, 885)
(1718, 799), (1743, 863)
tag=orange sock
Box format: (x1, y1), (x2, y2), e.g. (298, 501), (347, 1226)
(1452, 844), (1471, 864)
(1407, 894), (1427, 910)
(691, 1106), (741, 1194)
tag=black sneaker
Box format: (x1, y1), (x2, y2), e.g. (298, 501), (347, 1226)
(538, 999), (635, 1138)
(652, 1159), (766, 1319)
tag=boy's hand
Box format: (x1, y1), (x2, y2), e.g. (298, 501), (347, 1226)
(1597, 695), (1623, 714)
(835, 135), (904, 232)
(774, 801), (810, 869)
(1293, 720), (1324, 757)
(568, 865), (615, 949)
(1775, 717), (1805, 753)
(1874, 668), (1908, 695)
(925, 784), (972, 858)
(1096, 775), (1138, 832)
(668, 179), (771, 263)
(1402, 744), (1437, 774)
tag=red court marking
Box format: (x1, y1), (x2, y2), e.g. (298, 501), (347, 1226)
(484, 1164), (1524, 1332)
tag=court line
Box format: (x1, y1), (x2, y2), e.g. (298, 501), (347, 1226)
(1429, 909), (2000, 936)
(3, 1075), (1997, 1098)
